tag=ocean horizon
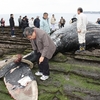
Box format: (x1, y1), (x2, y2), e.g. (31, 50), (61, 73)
(0, 13), (100, 26)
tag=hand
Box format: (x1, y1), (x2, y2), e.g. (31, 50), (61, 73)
(39, 56), (44, 64)
(14, 54), (22, 63)
(77, 30), (81, 33)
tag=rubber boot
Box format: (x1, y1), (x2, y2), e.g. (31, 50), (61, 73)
(83, 43), (86, 51)
(76, 43), (84, 53)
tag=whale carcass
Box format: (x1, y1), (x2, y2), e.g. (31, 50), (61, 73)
(0, 22), (100, 100)
(0, 55), (38, 100)
(51, 22), (100, 53)
(17, 22), (100, 62)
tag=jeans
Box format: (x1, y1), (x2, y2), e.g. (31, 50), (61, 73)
(61, 23), (64, 28)
(11, 28), (15, 36)
(1, 26), (4, 32)
(36, 52), (50, 76)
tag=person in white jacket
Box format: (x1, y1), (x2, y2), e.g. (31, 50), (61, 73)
(51, 14), (56, 31)
(77, 7), (88, 52)
(29, 17), (34, 27)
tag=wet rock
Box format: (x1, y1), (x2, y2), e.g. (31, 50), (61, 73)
(74, 49), (100, 62)
(0, 50), (4, 57)
(84, 95), (100, 100)
(75, 49), (100, 57)
(1, 59), (100, 100)
(63, 85), (100, 100)
(52, 53), (67, 62)
(53, 97), (60, 100)
(0, 27), (31, 54)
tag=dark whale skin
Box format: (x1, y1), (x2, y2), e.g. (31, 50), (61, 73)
(24, 22), (100, 62)
(1, 22), (100, 74)
(50, 22), (100, 53)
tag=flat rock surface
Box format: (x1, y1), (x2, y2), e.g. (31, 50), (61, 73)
(74, 49), (100, 62)
(75, 49), (100, 57)
(0, 27), (31, 56)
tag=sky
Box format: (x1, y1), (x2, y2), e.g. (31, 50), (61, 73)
(0, 0), (99, 14)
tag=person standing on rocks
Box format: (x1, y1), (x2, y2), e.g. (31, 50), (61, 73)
(25, 16), (29, 27)
(40, 12), (50, 34)
(0, 18), (5, 33)
(60, 17), (66, 28)
(34, 16), (40, 28)
(18, 16), (22, 29)
(9, 14), (16, 37)
(29, 17), (34, 27)
(96, 18), (100, 24)
(76, 7), (88, 52)
(51, 14), (56, 31)
(70, 15), (77, 24)
(23, 27), (56, 81)
(21, 17), (28, 32)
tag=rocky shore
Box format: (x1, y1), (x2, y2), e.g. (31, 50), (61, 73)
(0, 26), (32, 56)
(0, 27), (100, 100)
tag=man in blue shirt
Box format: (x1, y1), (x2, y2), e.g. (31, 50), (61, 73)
(40, 12), (50, 34)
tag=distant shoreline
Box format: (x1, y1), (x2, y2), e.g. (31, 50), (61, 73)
(84, 11), (100, 14)
(0, 13), (99, 26)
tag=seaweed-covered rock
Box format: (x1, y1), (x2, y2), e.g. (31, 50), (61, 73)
(75, 49), (100, 62)
(52, 53), (67, 62)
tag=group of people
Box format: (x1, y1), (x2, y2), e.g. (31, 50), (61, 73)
(9, 14), (41, 37)
(9, 12), (66, 37)
(0, 13), (66, 36)
(51, 14), (66, 30)
(18, 16), (40, 32)
(19, 13), (66, 34)
(0, 8), (88, 81)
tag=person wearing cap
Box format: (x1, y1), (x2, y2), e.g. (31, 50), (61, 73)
(23, 27), (56, 81)
(77, 7), (88, 52)
(69, 15), (77, 24)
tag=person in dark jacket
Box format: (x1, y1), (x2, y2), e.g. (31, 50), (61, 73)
(25, 16), (29, 27)
(21, 17), (28, 32)
(60, 17), (66, 28)
(70, 15), (77, 24)
(9, 14), (15, 37)
(96, 18), (100, 24)
(18, 16), (22, 29)
(34, 16), (40, 28)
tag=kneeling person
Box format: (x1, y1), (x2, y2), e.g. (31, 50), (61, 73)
(23, 27), (56, 81)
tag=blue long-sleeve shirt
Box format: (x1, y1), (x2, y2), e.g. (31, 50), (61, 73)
(40, 18), (50, 34)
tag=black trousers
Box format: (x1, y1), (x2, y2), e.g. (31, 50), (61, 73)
(61, 23), (64, 28)
(36, 53), (50, 76)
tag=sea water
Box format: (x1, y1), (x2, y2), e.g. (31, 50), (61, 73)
(0, 13), (100, 26)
